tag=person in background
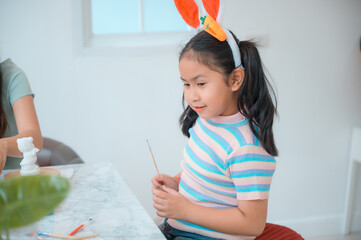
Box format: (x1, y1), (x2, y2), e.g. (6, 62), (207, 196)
(0, 58), (42, 174)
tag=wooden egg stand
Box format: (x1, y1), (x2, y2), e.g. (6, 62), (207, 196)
(4, 167), (60, 179)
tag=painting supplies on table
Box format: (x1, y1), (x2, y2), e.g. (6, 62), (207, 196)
(37, 231), (99, 240)
(146, 140), (160, 177)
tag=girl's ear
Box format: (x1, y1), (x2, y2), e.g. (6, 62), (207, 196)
(230, 68), (244, 91)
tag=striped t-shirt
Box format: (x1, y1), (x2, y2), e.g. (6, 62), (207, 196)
(167, 112), (276, 240)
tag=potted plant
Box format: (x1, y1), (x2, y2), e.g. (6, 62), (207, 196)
(0, 175), (70, 240)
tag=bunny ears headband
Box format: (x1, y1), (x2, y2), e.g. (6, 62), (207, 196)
(174, 0), (243, 69)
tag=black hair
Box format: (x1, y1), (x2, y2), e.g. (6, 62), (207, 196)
(0, 68), (7, 137)
(179, 30), (278, 156)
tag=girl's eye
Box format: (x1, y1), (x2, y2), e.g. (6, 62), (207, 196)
(198, 83), (206, 86)
(183, 83), (190, 87)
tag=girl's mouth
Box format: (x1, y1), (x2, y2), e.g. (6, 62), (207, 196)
(194, 106), (206, 112)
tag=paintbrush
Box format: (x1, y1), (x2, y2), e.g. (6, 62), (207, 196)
(146, 139), (160, 177)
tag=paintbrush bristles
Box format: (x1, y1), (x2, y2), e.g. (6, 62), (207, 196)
(146, 140), (160, 176)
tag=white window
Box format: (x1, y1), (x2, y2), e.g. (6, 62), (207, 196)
(82, 0), (189, 50)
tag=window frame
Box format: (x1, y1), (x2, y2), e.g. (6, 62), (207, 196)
(81, 0), (189, 51)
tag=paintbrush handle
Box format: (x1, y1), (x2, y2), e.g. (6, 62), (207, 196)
(38, 232), (78, 239)
(74, 233), (100, 239)
(146, 140), (160, 176)
(51, 233), (77, 239)
(150, 151), (160, 175)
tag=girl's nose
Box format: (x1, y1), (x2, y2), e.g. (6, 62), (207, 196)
(189, 87), (200, 102)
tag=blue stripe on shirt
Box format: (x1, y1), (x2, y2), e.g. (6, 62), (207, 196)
(197, 119), (233, 155)
(175, 220), (219, 233)
(180, 180), (231, 206)
(226, 153), (275, 168)
(189, 128), (226, 171)
(226, 127), (247, 146)
(185, 144), (224, 175)
(235, 184), (271, 193)
(184, 163), (237, 198)
(184, 162), (234, 188)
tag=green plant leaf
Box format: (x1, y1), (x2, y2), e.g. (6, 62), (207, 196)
(0, 175), (70, 231)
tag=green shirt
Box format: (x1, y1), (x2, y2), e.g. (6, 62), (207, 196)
(0, 59), (34, 170)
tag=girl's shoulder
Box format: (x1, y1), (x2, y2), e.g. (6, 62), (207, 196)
(196, 115), (265, 154)
(226, 144), (276, 170)
(1, 58), (30, 88)
(0, 58), (33, 105)
(1, 59), (25, 81)
(231, 144), (274, 157)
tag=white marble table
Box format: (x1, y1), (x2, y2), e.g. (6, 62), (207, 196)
(1, 162), (165, 239)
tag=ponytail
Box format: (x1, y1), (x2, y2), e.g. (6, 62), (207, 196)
(179, 31), (278, 156)
(237, 41), (278, 156)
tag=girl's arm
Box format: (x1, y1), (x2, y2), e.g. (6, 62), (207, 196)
(153, 186), (267, 236)
(184, 199), (267, 236)
(0, 95), (42, 172)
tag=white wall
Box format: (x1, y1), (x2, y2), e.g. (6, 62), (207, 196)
(1, 0), (360, 238)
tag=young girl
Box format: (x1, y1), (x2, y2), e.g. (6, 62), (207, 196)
(0, 58), (42, 174)
(151, 28), (277, 240)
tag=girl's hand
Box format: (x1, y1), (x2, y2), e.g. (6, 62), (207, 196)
(151, 174), (179, 191)
(153, 185), (191, 220)
(0, 140), (8, 174)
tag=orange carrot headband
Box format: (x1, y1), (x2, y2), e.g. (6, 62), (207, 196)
(174, 0), (243, 69)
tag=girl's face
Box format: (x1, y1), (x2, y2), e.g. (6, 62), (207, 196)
(179, 57), (239, 119)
